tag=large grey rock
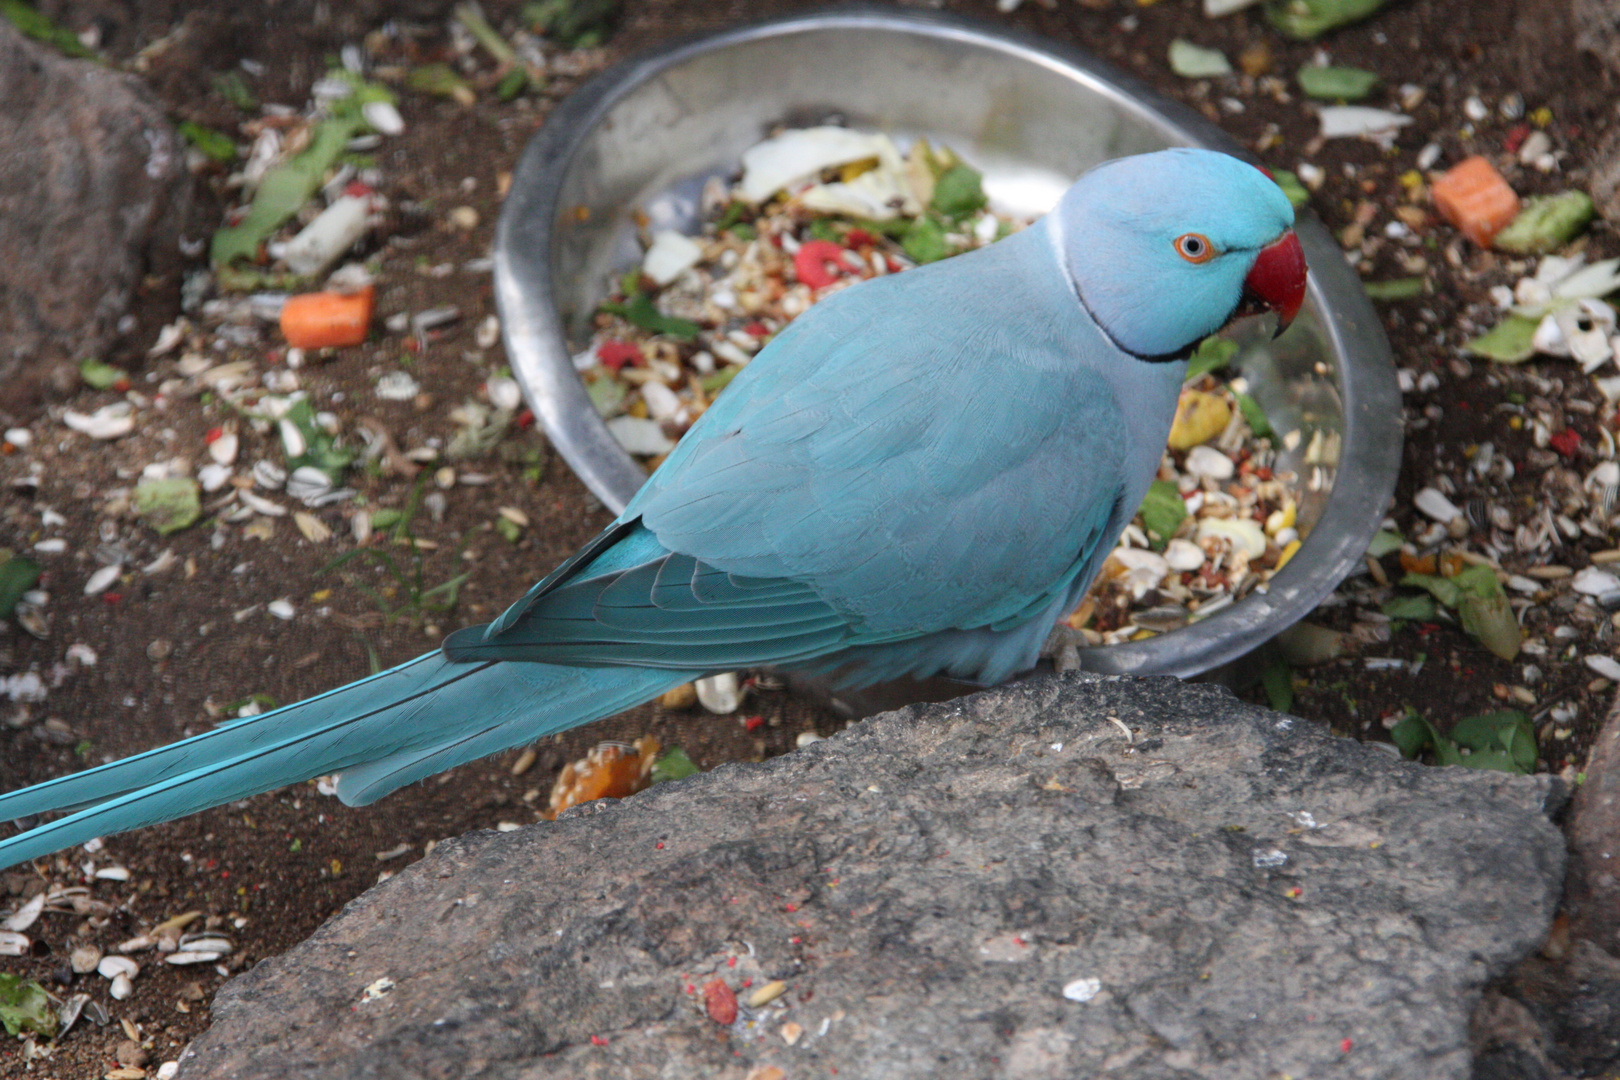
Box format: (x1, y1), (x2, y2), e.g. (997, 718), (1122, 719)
(0, 19), (188, 417)
(177, 675), (1565, 1080)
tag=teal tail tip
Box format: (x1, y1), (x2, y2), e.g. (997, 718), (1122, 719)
(0, 651), (692, 871)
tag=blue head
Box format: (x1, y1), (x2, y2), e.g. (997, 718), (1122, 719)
(1052, 148), (1304, 360)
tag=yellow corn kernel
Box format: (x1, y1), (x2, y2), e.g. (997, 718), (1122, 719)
(1168, 389), (1232, 450)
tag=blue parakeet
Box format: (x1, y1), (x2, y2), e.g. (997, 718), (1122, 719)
(0, 148), (1306, 868)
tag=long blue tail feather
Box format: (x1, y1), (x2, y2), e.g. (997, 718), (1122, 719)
(0, 653), (692, 869)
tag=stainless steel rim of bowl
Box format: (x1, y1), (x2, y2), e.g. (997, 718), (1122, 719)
(494, 4), (1402, 680)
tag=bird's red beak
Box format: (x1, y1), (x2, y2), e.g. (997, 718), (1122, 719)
(1237, 230), (1307, 338)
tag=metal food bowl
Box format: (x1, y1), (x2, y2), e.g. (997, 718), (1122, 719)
(494, 7), (1401, 680)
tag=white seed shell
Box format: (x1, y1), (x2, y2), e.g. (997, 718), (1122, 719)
(695, 672), (742, 714)
(1164, 538), (1206, 572)
(209, 430), (239, 465)
(84, 564), (123, 596)
(1413, 486), (1462, 522)
(98, 955), (139, 980)
(1184, 444), (1236, 480)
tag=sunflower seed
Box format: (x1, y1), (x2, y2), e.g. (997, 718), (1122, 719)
(1414, 487), (1462, 522)
(2, 893), (44, 932)
(253, 460), (287, 490)
(1585, 654), (1620, 681)
(64, 403), (136, 440)
(362, 100), (405, 136)
(377, 371), (421, 400)
(239, 490), (286, 517)
(294, 511), (332, 542)
(84, 564), (123, 596)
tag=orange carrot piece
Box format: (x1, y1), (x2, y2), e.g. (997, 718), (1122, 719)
(279, 285), (375, 349)
(1431, 156), (1520, 248)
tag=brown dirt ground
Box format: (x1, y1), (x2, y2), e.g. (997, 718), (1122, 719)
(1, 0), (1617, 1075)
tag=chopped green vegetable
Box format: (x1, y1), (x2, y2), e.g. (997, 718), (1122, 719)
(586, 373), (628, 417)
(179, 120), (238, 164)
(1296, 64), (1379, 101)
(1389, 710), (1438, 760)
(523, 0), (620, 47)
(210, 71), (396, 267)
(1260, 657), (1295, 713)
(901, 217), (949, 264)
(0, 0), (92, 57)
(496, 516), (523, 543)
(1266, 0), (1392, 39)
(213, 71), (259, 112)
(1398, 567), (1471, 611)
(651, 746), (701, 784)
(215, 266), (311, 293)
(1366, 529), (1403, 558)
(1185, 336), (1239, 383)
(1458, 585), (1521, 661)
(134, 478), (202, 535)
(79, 357), (126, 389)
(0, 555), (42, 620)
(1168, 39), (1232, 78)
(1361, 277), (1426, 301)
(211, 121), (353, 266)
(1400, 565), (1520, 660)
(0, 973), (58, 1038)
(930, 164), (987, 220)
(406, 62), (472, 98)
(851, 216), (911, 239)
(1465, 314), (1539, 364)
(445, 403), (512, 461)
(1140, 480), (1188, 551)
(1448, 710), (1537, 774)
(1234, 391), (1274, 440)
(455, 3), (515, 63)
(278, 398), (356, 482)
(1393, 708), (1536, 774)
(1271, 169), (1310, 209)
(1380, 593), (1436, 621)
(496, 67), (529, 100)
(599, 293), (700, 341)
(699, 366), (743, 394)
(1492, 191), (1596, 255)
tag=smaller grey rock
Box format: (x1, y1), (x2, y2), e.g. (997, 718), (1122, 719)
(0, 19), (189, 416)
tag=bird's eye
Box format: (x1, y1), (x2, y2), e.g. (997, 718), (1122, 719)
(1174, 233), (1217, 264)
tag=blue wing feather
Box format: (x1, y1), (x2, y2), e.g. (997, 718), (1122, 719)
(443, 219), (1169, 686)
(631, 220), (1144, 643)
